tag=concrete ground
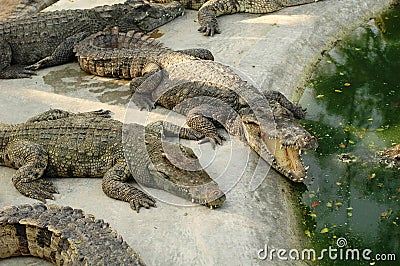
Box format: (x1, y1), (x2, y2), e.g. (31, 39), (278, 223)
(0, 0), (398, 265)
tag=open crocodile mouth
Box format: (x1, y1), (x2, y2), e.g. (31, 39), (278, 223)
(243, 123), (316, 182)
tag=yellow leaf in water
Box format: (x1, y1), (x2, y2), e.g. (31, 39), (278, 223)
(316, 94), (325, 99)
(335, 89), (343, 93)
(368, 118), (374, 121)
(326, 202), (333, 208)
(355, 48), (361, 51)
(336, 182), (342, 186)
(339, 72), (345, 76)
(348, 140), (355, 144)
(347, 212), (353, 217)
(305, 230), (311, 237)
(320, 228), (329, 234)
(344, 83), (351, 86)
(339, 143), (346, 148)
(309, 213), (317, 218)
(335, 202), (343, 207)
(327, 60), (332, 63)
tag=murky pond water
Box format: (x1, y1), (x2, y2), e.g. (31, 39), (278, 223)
(298, 6), (400, 265)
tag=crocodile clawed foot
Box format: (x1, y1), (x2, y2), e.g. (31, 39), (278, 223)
(15, 179), (58, 202)
(25, 63), (41, 71)
(129, 193), (157, 213)
(0, 66), (37, 79)
(198, 24), (221, 37)
(198, 133), (225, 148)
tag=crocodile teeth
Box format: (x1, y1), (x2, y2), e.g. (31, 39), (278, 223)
(210, 206), (213, 210)
(298, 149), (302, 155)
(191, 199), (195, 203)
(305, 165), (310, 170)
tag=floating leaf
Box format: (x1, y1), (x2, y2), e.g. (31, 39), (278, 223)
(393, 222), (398, 226)
(346, 207), (353, 210)
(339, 143), (346, 148)
(335, 202), (343, 207)
(348, 140), (355, 144)
(326, 202), (333, 208)
(398, 188), (400, 193)
(368, 118), (374, 121)
(309, 193), (315, 198)
(347, 212), (353, 217)
(312, 201), (319, 207)
(355, 48), (361, 51)
(309, 213), (317, 218)
(339, 72), (345, 76)
(376, 128), (384, 132)
(316, 94), (325, 99)
(336, 182), (342, 186)
(381, 212), (388, 218)
(344, 82), (351, 87)
(327, 60), (332, 63)
(366, 173), (376, 180)
(335, 89), (342, 93)
(305, 230), (311, 237)
(320, 228), (329, 234)
(391, 195), (397, 199)
(377, 183), (384, 188)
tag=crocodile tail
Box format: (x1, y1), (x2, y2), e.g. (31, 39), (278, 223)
(0, 203), (145, 265)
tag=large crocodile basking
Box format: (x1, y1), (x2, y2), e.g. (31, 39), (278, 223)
(0, 109), (226, 211)
(0, 203), (146, 265)
(0, 0), (184, 78)
(151, 0), (323, 36)
(75, 27), (318, 182)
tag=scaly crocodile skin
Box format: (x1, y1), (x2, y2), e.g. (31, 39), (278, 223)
(0, 109), (225, 212)
(151, 0), (322, 36)
(75, 28), (317, 182)
(0, 203), (146, 265)
(0, 0), (183, 78)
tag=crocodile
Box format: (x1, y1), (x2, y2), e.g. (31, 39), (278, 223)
(0, 203), (146, 265)
(0, 0), (184, 79)
(150, 0), (322, 36)
(74, 27), (317, 182)
(0, 109), (226, 212)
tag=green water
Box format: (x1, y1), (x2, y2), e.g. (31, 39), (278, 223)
(298, 6), (400, 265)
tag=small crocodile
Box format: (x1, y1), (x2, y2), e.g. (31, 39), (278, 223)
(150, 0), (322, 36)
(75, 27), (317, 182)
(0, 109), (226, 211)
(0, 0), (183, 78)
(0, 203), (146, 265)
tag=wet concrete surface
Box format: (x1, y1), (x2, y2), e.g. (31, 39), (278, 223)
(0, 0), (398, 265)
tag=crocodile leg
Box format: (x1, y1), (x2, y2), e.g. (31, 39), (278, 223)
(264, 90), (306, 119)
(0, 41), (36, 78)
(186, 115), (226, 147)
(3, 140), (58, 202)
(102, 161), (156, 212)
(25, 32), (90, 71)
